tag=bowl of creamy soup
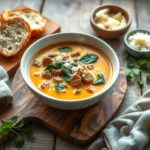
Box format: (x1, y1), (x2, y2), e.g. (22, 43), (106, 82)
(20, 33), (120, 110)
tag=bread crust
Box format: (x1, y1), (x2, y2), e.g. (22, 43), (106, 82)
(9, 8), (47, 37)
(0, 17), (31, 57)
(1, 9), (11, 25)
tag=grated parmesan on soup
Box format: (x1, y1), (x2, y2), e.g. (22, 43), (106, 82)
(128, 32), (150, 51)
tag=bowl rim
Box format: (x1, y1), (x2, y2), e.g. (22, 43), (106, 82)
(90, 4), (132, 32)
(21, 32), (120, 103)
(124, 28), (150, 53)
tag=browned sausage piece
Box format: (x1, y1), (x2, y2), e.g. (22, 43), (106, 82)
(42, 56), (53, 66)
(41, 70), (52, 79)
(53, 76), (63, 83)
(51, 69), (62, 76)
(38, 81), (49, 89)
(76, 68), (84, 76)
(87, 64), (94, 70)
(70, 74), (81, 87)
(73, 58), (78, 62)
(33, 59), (41, 67)
(82, 73), (94, 84)
(71, 52), (80, 57)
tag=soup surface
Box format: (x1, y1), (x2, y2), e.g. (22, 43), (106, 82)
(28, 42), (113, 100)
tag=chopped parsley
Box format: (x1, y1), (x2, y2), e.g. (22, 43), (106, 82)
(126, 61), (134, 69)
(126, 68), (141, 81)
(146, 74), (150, 84)
(137, 80), (143, 88)
(0, 116), (34, 149)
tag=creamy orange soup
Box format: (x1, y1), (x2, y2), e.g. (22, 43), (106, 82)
(28, 42), (113, 100)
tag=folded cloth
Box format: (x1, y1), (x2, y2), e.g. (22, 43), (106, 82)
(88, 89), (150, 150)
(0, 66), (13, 107)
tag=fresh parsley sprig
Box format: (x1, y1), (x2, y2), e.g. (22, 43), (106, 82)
(126, 60), (134, 69)
(126, 68), (141, 82)
(146, 74), (150, 84)
(0, 116), (34, 149)
(126, 55), (150, 87)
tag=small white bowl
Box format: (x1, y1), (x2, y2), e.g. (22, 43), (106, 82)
(124, 29), (150, 58)
(20, 33), (120, 110)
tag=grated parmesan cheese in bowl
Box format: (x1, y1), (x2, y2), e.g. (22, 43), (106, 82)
(128, 32), (150, 51)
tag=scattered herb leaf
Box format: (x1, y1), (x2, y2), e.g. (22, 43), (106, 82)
(6, 116), (18, 125)
(45, 61), (65, 70)
(132, 68), (141, 76)
(126, 57), (150, 86)
(62, 66), (72, 82)
(17, 119), (25, 128)
(127, 61), (134, 68)
(54, 84), (65, 92)
(137, 80), (143, 88)
(0, 116), (34, 149)
(146, 74), (150, 83)
(137, 59), (150, 70)
(126, 68), (140, 82)
(14, 136), (24, 149)
(79, 54), (98, 64)
(126, 71), (134, 82)
(58, 46), (72, 52)
(0, 122), (11, 135)
(94, 73), (105, 85)
(48, 54), (57, 58)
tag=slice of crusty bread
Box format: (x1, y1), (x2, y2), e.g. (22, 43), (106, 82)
(8, 8), (47, 37)
(1, 10), (11, 24)
(0, 17), (31, 57)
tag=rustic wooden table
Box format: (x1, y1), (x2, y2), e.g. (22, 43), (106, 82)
(0, 0), (150, 149)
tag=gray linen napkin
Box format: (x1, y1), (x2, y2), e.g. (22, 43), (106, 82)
(89, 89), (150, 150)
(0, 66), (13, 107)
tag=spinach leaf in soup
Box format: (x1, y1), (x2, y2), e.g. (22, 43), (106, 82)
(58, 46), (72, 52)
(94, 73), (105, 85)
(48, 54), (57, 58)
(45, 61), (65, 70)
(78, 54), (98, 64)
(62, 66), (72, 82)
(54, 84), (65, 92)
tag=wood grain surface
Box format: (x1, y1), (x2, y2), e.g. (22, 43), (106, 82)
(0, 6), (60, 77)
(0, 67), (127, 146)
(0, 0), (150, 149)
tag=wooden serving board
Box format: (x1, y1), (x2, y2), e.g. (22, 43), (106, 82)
(0, 67), (127, 146)
(0, 7), (60, 76)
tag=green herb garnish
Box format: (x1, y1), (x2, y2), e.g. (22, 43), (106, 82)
(78, 54), (98, 64)
(126, 71), (134, 82)
(48, 54), (57, 58)
(146, 74), (150, 83)
(62, 66), (72, 82)
(93, 73), (105, 85)
(137, 80), (143, 88)
(44, 61), (65, 70)
(58, 46), (72, 52)
(126, 68), (141, 81)
(0, 116), (34, 149)
(127, 61), (134, 68)
(132, 68), (141, 76)
(137, 59), (150, 70)
(54, 84), (65, 92)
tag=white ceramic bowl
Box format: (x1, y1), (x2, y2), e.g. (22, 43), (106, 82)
(21, 33), (120, 110)
(124, 29), (150, 58)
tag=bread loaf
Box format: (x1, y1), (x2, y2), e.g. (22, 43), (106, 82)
(0, 18), (31, 57)
(1, 10), (10, 24)
(8, 8), (47, 37)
